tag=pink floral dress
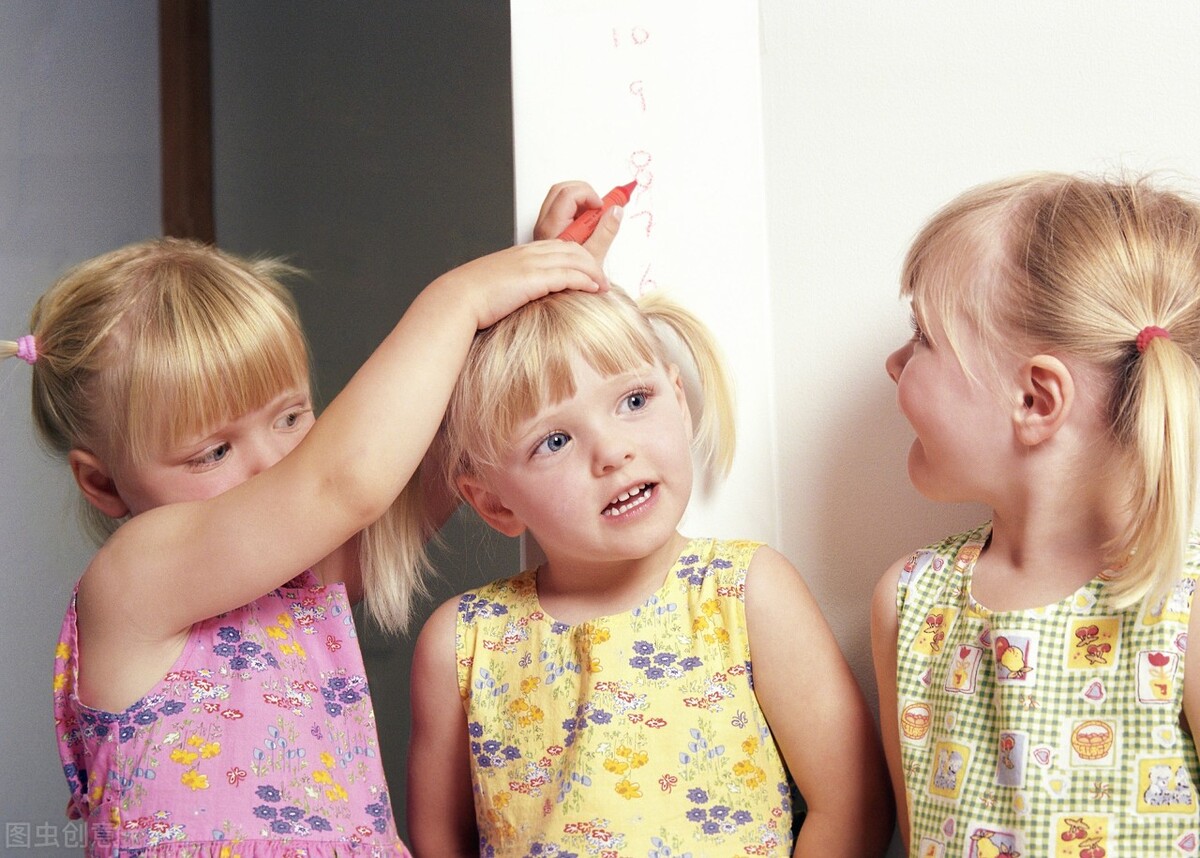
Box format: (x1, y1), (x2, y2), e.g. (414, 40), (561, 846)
(53, 571), (412, 857)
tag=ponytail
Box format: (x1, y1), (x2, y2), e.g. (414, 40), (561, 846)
(357, 472), (435, 635)
(1110, 331), (1200, 607)
(639, 291), (736, 479)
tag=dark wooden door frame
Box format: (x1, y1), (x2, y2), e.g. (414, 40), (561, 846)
(160, 0), (214, 242)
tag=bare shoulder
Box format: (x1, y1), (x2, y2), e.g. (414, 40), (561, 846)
(1184, 575), (1200, 735)
(872, 553), (910, 636)
(743, 544), (816, 608)
(412, 593), (462, 675)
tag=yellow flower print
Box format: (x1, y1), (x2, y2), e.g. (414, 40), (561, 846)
(615, 778), (642, 800)
(312, 769), (332, 784)
(54, 672), (66, 692)
(692, 616), (709, 633)
(56, 643), (70, 659)
(604, 758), (630, 775)
(733, 758), (766, 789)
(507, 698), (544, 728)
(170, 748), (199, 766)
(520, 676), (541, 694)
(742, 736), (759, 756)
(266, 625), (288, 640)
(187, 734), (204, 747)
(701, 599), (721, 617)
(199, 741), (221, 759)
(714, 627), (730, 645)
(494, 792), (511, 809)
(276, 612), (293, 629)
(324, 783), (349, 802)
(180, 769), (209, 790)
(279, 641), (307, 659)
(320, 751), (335, 768)
(604, 745), (648, 775)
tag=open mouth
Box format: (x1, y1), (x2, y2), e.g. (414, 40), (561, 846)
(602, 483), (655, 517)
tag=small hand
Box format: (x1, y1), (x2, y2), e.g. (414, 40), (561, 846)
(534, 181), (601, 239)
(533, 180), (622, 264)
(439, 240), (609, 331)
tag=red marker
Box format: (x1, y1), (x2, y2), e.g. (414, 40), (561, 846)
(557, 180), (637, 243)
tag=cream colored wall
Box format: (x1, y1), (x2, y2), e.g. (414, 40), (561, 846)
(761, 6), (1200, 850)
(762, 0), (1200, 708)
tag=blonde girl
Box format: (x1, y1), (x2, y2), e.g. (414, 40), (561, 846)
(4, 208), (613, 855)
(874, 172), (1200, 855)
(408, 280), (891, 856)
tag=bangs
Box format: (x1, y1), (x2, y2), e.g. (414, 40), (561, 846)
(901, 183), (1018, 376)
(119, 255), (310, 462)
(449, 289), (659, 476)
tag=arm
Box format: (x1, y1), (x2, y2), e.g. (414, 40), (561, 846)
(81, 243), (607, 663)
(1184, 577), (1200, 744)
(745, 546), (893, 858)
(871, 557), (909, 850)
(407, 597), (478, 856)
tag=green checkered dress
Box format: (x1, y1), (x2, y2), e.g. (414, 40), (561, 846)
(894, 523), (1200, 857)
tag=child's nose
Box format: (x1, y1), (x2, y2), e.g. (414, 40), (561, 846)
(592, 433), (635, 475)
(247, 435), (292, 477)
(885, 341), (912, 383)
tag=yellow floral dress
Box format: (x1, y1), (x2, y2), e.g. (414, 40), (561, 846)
(455, 538), (796, 857)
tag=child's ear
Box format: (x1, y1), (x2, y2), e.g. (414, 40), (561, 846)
(1013, 355), (1074, 446)
(68, 449), (130, 519)
(666, 363), (695, 440)
(456, 474), (526, 538)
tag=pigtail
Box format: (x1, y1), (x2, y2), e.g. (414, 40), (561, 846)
(357, 470), (437, 635)
(638, 291), (736, 479)
(1110, 332), (1200, 607)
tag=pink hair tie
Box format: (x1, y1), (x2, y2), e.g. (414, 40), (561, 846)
(15, 334), (37, 365)
(1136, 325), (1171, 354)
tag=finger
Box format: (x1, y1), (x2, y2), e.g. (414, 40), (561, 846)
(581, 205), (622, 263)
(534, 182), (602, 240)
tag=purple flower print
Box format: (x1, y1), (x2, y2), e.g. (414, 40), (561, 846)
(630, 642), (700, 679)
(458, 593), (509, 624)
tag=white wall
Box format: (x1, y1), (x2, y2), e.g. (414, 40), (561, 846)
(761, 0), (1200, 696)
(0, 1), (158, 852)
(762, 5), (1200, 850)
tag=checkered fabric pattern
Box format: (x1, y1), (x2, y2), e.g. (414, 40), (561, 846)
(894, 523), (1200, 858)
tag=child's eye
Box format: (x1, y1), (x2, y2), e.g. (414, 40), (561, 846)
(909, 313), (928, 345)
(189, 442), (231, 468)
(276, 407), (312, 430)
(620, 388), (652, 413)
(533, 431), (571, 456)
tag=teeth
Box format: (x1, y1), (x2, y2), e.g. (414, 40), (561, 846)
(604, 484), (652, 516)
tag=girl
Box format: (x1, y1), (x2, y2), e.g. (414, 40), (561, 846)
(873, 173), (1200, 856)
(407, 285), (891, 856)
(5, 198), (614, 855)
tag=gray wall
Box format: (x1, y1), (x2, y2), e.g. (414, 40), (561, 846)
(210, 1), (517, 841)
(0, 1), (158, 853)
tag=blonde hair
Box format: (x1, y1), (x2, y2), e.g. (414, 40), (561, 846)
(903, 173), (1200, 605)
(443, 286), (734, 488)
(407, 287), (735, 577)
(5, 237), (425, 633)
